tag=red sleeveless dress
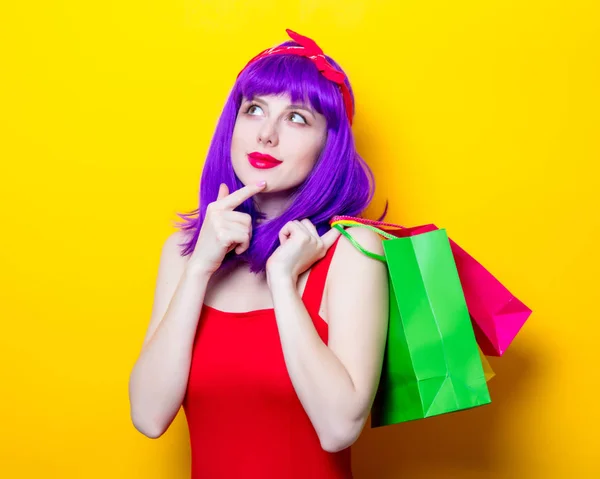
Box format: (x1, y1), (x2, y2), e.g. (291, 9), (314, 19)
(183, 237), (352, 478)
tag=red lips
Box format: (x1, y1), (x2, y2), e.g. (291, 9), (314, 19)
(247, 152), (283, 170)
(248, 152), (282, 164)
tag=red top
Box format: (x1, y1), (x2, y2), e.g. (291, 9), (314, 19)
(183, 237), (352, 478)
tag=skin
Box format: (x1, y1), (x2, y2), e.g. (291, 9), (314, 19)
(129, 93), (389, 454)
(231, 93), (327, 219)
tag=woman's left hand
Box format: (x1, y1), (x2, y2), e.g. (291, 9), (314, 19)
(266, 219), (342, 283)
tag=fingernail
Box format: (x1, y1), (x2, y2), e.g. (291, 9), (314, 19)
(256, 181), (266, 187)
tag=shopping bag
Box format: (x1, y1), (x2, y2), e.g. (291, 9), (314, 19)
(331, 220), (491, 426)
(479, 346), (495, 382)
(331, 216), (532, 356)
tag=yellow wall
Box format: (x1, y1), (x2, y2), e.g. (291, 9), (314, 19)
(2, 1), (598, 477)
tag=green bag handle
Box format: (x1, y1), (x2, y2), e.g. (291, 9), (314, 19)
(331, 221), (398, 263)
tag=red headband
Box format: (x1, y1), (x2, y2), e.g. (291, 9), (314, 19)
(237, 29), (354, 126)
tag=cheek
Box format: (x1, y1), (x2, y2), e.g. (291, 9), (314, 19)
(232, 120), (254, 146)
(287, 143), (322, 174)
(231, 127), (251, 164)
(301, 133), (326, 165)
(287, 129), (323, 155)
(231, 124), (243, 150)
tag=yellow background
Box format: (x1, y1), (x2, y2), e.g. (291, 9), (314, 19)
(1, 1), (598, 477)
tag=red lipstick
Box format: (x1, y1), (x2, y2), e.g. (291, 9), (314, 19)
(248, 152), (283, 169)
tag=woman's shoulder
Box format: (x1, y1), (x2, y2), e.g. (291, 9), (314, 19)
(325, 225), (388, 323)
(164, 230), (192, 250)
(159, 230), (193, 268)
(334, 225), (385, 258)
(328, 225), (385, 282)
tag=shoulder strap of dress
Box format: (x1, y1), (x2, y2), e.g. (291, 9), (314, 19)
(302, 236), (342, 315)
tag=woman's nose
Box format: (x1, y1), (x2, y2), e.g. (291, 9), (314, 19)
(257, 121), (279, 146)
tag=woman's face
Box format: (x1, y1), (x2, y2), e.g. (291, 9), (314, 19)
(231, 93), (327, 193)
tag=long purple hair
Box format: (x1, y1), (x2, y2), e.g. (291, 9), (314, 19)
(174, 39), (388, 274)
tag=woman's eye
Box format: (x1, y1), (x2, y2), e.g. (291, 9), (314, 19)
(290, 112), (307, 124)
(246, 104), (263, 115)
(244, 104), (306, 124)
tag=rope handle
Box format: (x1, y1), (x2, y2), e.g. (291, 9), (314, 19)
(331, 224), (387, 263)
(331, 215), (408, 230)
(331, 215), (412, 263)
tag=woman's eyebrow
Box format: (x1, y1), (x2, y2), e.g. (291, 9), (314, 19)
(287, 104), (316, 116)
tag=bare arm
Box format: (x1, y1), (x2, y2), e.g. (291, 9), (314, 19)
(128, 231), (211, 438)
(267, 227), (389, 452)
(128, 182), (268, 438)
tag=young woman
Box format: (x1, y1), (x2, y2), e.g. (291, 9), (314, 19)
(128, 29), (390, 478)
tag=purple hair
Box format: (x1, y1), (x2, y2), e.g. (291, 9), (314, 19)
(174, 39), (388, 274)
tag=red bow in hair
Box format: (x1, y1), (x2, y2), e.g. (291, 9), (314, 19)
(237, 29), (354, 126)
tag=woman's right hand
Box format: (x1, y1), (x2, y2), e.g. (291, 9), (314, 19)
(188, 181), (267, 276)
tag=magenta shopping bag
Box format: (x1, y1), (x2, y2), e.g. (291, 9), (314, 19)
(331, 216), (532, 356)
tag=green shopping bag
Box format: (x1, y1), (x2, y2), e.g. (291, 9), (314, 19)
(331, 220), (491, 427)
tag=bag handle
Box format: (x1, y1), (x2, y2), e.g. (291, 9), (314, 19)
(332, 218), (407, 263)
(330, 219), (399, 241)
(331, 215), (408, 230)
(331, 224), (387, 263)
